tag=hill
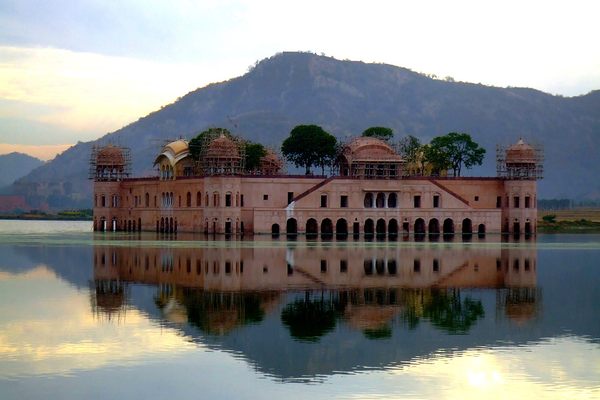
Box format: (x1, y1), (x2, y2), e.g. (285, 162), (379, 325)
(10, 52), (600, 209)
(0, 152), (43, 188)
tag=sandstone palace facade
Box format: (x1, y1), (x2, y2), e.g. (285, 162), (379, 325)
(91, 135), (542, 236)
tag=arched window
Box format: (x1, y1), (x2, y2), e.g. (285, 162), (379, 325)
(364, 193), (374, 208)
(186, 192), (191, 207)
(145, 193), (149, 207)
(196, 191), (201, 207)
(388, 193), (397, 208)
(376, 193), (385, 208)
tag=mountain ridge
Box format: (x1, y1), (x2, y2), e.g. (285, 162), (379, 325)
(10, 52), (600, 209)
(0, 152), (44, 189)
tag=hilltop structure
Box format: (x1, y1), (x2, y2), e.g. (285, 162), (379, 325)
(92, 136), (541, 235)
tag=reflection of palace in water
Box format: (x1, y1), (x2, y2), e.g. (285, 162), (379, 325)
(93, 244), (537, 291)
(93, 243), (539, 333)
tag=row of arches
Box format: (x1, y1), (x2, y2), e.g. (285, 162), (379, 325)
(157, 217), (178, 233)
(276, 217), (484, 236)
(94, 217), (143, 232)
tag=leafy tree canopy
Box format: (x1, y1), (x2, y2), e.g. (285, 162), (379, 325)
(361, 126), (394, 141)
(398, 135), (421, 163)
(244, 142), (267, 172)
(426, 132), (485, 176)
(281, 124), (337, 175)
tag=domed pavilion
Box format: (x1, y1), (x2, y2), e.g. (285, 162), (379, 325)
(338, 137), (405, 179)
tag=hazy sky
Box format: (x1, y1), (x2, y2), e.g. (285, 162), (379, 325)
(0, 0), (599, 160)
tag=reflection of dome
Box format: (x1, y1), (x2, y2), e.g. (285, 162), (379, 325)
(506, 139), (536, 164)
(162, 298), (188, 324)
(343, 305), (398, 330)
(207, 135), (241, 159)
(505, 303), (536, 325)
(343, 137), (403, 163)
(97, 145), (125, 166)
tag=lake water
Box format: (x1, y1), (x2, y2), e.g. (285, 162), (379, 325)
(0, 220), (599, 399)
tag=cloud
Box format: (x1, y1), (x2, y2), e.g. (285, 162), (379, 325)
(0, 45), (247, 145)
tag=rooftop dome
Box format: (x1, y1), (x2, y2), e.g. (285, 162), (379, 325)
(343, 137), (403, 163)
(206, 134), (241, 159)
(154, 139), (190, 166)
(506, 139), (536, 164)
(96, 145), (125, 166)
(259, 149), (283, 174)
(164, 139), (189, 157)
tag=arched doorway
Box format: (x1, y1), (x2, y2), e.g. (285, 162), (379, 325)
(525, 221), (532, 235)
(513, 221), (521, 235)
(376, 219), (386, 235)
(478, 224), (486, 236)
(353, 221), (360, 236)
(336, 218), (348, 236)
(414, 218), (426, 235)
(443, 218), (454, 235)
(286, 218), (298, 235)
(271, 223), (280, 236)
(428, 219), (440, 234)
(388, 219), (399, 236)
(462, 218), (472, 235)
(321, 218), (333, 236)
(364, 219), (374, 236)
(306, 218), (318, 236)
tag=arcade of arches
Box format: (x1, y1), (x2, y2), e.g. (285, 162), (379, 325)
(279, 217), (486, 237)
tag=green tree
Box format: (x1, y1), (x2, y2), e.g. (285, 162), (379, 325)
(426, 132), (485, 177)
(281, 125), (337, 175)
(244, 142), (267, 172)
(362, 126), (394, 141)
(189, 127), (233, 160)
(398, 135), (421, 160)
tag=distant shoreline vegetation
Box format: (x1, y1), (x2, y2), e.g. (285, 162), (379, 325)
(0, 209), (92, 221)
(538, 209), (600, 233)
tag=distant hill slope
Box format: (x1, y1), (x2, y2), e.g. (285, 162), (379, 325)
(11, 52), (600, 209)
(0, 152), (43, 188)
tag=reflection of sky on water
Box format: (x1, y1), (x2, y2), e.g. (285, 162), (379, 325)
(0, 224), (599, 399)
(0, 266), (194, 379)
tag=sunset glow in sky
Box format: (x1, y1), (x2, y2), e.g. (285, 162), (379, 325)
(0, 0), (599, 160)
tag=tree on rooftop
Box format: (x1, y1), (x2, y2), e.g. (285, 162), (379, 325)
(281, 125), (337, 175)
(426, 132), (485, 176)
(361, 126), (394, 141)
(244, 142), (267, 172)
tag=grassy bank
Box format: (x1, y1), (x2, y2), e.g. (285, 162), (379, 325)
(0, 210), (92, 221)
(538, 209), (600, 233)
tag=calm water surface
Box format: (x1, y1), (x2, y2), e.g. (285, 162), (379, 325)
(0, 220), (599, 399)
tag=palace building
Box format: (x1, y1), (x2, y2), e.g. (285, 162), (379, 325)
(91, 135), (542, 236)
